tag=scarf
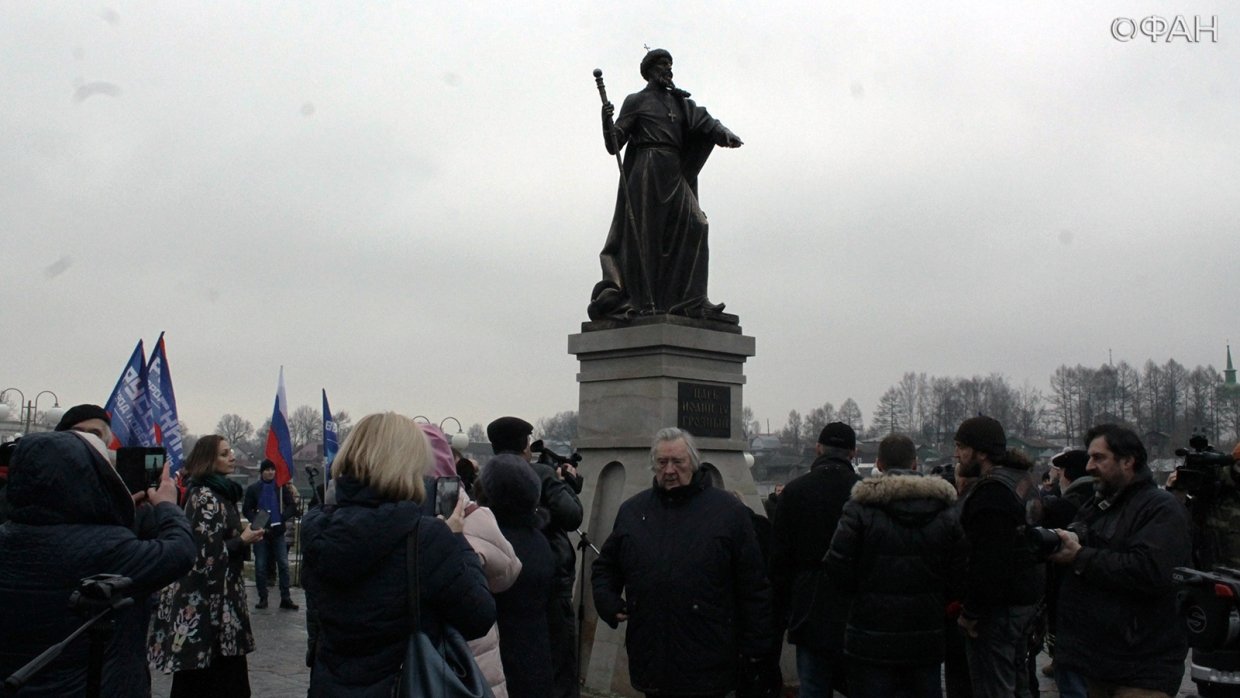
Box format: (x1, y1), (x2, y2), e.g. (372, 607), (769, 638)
(258, 480), (283, 526)
(193, 472), (244, 504)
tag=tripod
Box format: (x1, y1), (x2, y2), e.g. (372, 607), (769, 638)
(4, 575), (134, 698)
(573, 528), (602, 686)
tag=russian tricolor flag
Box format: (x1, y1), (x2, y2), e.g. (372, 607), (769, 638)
(264, 367), (296, 487)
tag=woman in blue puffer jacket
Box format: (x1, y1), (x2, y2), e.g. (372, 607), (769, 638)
(302, 412), (495, 697)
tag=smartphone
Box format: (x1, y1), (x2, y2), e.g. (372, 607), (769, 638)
(435, 477), (461, 518)
(251, 509), (271, 531)
(115, 446), (167, 494)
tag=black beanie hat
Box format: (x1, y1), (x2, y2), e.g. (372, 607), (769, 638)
(955, 416), (1006, 458)
(818, 422), (857, 450)
(487, 417), (533, 455)
(54, 404), (111, 432)
(1052, 449), (1089, 481)
(259, 459), (277, 473)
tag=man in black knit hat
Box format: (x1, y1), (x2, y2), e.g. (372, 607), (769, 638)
(54, 403), (113, 447)
(769, 421), (860, 697)
(487, 416), (584, 698)
(954, 416), (1044, 698)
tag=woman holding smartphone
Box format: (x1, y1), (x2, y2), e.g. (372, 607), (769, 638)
(148, 435), (264, 696)
(301, 413), (495, 696)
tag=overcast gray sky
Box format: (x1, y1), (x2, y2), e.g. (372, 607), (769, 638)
(4, 2), (1236, 438)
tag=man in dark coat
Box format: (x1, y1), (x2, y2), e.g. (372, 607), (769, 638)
(1039, 449), (1092, 695)
(825, 433), (966, 697)
(488, 416), (584, 698)
(588, 48), (743, 321)
(0, 431), (195, 697)
(769, 421), (860, 697)
(243, 459), (300, 609)
(593, 427), (776, 698)
(954, 416), (1044, 698)
(1049, 424), (1191, 696)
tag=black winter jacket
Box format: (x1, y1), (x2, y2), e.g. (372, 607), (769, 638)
(593, 470), (775, 695)
(302, 475), (495, 697)
(530, 459), (583, 595)
(959, 467), (1045, 618)
(0, 432), (196, 698)
(825, 470), (965, 666)
(769, 453), (859, 653)
(494, 510), (555, 698)
(1055, 473), (1191, 694)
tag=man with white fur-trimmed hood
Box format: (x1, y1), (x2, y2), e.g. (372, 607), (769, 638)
(825, 433), (966, 698)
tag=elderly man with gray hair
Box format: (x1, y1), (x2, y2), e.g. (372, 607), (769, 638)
(592, 427), (776, 698)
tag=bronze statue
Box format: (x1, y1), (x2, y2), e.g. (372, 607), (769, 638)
(588, 49), (743, 323)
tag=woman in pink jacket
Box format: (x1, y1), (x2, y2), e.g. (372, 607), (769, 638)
(421, 425), (521, 698)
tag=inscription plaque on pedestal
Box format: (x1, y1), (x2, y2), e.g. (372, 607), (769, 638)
(677, 382), (731, 439)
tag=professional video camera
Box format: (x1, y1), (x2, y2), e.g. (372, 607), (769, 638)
(531, 439), (584, 492)
(1174, 565), (1240, 696)
(1171, 432), (1238, 497)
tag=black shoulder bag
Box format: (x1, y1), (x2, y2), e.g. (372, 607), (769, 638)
(395, 519), (494, 698)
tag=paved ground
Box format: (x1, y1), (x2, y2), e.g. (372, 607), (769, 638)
(151, 582), (1206, 697)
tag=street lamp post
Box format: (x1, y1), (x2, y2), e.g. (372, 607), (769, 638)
(0, 388), (65, 436)
(438, 417), (470, 452)
(412, 415), (471, 452)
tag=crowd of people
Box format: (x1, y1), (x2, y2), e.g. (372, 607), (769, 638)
(1, 397), (1236, 698)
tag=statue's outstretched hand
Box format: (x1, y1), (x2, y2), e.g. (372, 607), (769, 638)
(717, 126), (743, 148)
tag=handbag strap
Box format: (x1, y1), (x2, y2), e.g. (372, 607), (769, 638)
(405, 518), (421, 631)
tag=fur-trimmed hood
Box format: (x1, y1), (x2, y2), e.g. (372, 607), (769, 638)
(850, 470), (956, 526)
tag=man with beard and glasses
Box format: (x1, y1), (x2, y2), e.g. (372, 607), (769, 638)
(1048, 424), (1191, 697)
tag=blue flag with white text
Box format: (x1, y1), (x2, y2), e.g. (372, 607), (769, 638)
(146, 333), (185, 473)
(322, 389), (338, 481)
(104, 340), (152, 448)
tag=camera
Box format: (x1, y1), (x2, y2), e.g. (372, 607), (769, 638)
(531, 440), (584, 493)
(1174, 565), (1240, 695)
(1023, 521), (1088, 560)
(1170, 433), (1237, 497)
(1025, 526), (1063, 558)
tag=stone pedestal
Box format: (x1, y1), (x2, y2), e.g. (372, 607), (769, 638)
(568, 317), (759, 697)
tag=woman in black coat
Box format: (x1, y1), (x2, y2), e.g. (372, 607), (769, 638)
(476, 454), (555, 698)
(0, 431), (196, 697)
(302, 413), (495, 697)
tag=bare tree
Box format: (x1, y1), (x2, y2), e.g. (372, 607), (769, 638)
(215, 414), (254, 448)
(801, 402), (836, 444)
(837, 398), (864, 433)
(288, 405), (321, 452)
(331, 410), (354, 445)
(780, 410), (803, 452)
(871, 387), (903, 436)
(741, 405), (760, 439)
(467, 422), (486, 444)
(537, 411), (578, 444)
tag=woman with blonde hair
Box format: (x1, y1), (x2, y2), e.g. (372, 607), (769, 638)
(302, 412), (495, 696)
(149, 435), (264, 697)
